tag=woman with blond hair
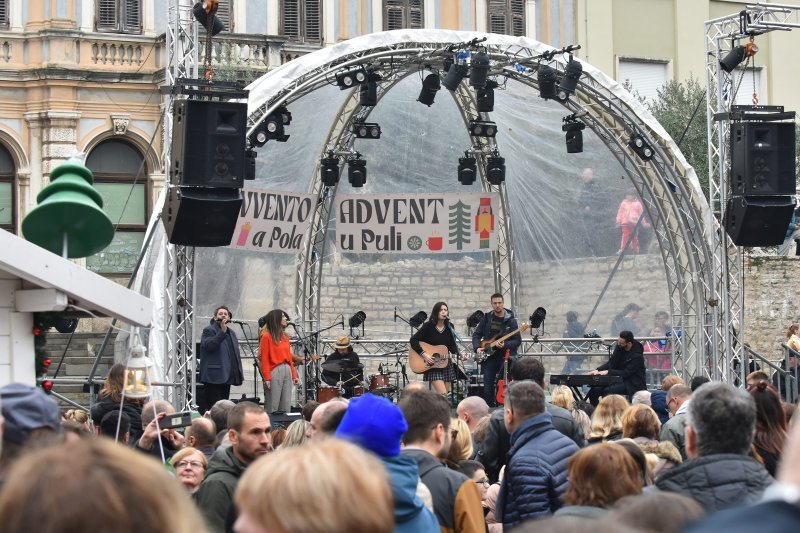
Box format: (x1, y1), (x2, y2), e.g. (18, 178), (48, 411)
(171, 446), (208, 494)
(234, 439), (393, 533)
(279, 419), (310, 449)
(551, 385), (592, 437)
(445, 418), (473, 469)
(587, 394), (629, 443)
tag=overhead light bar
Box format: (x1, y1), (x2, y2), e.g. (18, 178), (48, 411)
(336, 67), (368, 89)
(628, 133), (654, 161)
(353, 122), (381, 139)
(468, 120), (497, 138)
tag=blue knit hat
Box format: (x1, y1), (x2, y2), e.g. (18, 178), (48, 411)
(335, 393), (408, 457)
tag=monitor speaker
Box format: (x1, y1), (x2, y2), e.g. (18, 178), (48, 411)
(723, 195), (795, 247)
(162, 186), (243, 247)
(730, 121), (796, 196)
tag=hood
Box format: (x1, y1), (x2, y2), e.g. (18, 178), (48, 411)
(206, 446), (248, 478)
(638, 440), (683, 464)
(383, 455), (429, 523)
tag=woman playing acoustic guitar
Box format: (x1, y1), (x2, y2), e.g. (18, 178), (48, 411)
(409, 302), (460, 394)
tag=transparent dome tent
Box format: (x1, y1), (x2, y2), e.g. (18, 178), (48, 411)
(139, 29), (716, 392)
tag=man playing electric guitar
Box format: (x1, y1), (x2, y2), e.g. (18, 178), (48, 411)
(472, 293), (523, 406)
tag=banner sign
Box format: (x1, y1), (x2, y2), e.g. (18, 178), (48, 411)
(229, 188), (315, 253)
(336, 193), (499, 253)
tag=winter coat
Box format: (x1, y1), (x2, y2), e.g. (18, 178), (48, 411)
(383, 454), (440, 533)
(633, 437), (682, 479)
(655, 453), (773, 512)
(90, 395), (144, 442)
(194, 446), (248, 532)
(199, 321), (244, 386)
(497, 412), (579, 528)
(471, 308), (522, 357)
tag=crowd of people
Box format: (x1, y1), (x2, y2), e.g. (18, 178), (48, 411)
(0, 353), (799, 533)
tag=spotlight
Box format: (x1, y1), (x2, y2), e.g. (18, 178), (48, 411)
(537, 65), (557, 100)
(320, 153), (340, 187)
(192, 1), (226, 36)
(476, 80), (497, 113)
(628, 133), (654, 161)
(263, 112), (290, 142)
(442, 62), (468, 91)
(466, 310), (485, 329)
(529, 307), (547, 328)
(458, 154), (477, 185)
(719, 41), (758, 73)
(353, 122), (381, 139)
(336, 67), (368, 89)
(469, 50), (491, 89)
(409, 311), (428, 328)
(348, 157), (367, 187)
(417, 73), (441, 107)
(359, 72), (381, 107)
(348, 310), (367, 328)
(486, 155), (505, 185)
(468, 120), (497, 138)
(250, 125), (268, 148)
(275, 105), (292, 126)
(557, 56), (582, 101)
(562, 121), (585, 154)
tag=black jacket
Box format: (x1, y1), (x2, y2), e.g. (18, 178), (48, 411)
(199, 322), (244, 386)
(655, 453), (773, 513)
(596, 341), (646, 395)
(471, 308), (522, 358)
(481, 402), (585, 483)
(90, 395), (144, 442)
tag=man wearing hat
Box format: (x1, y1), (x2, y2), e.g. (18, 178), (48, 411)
(336, 394), (439, 532)
(0, 383), (61, 479)
(322, 336), (363, 398)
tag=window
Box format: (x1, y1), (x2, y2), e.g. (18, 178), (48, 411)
(97, 0), (142, 34)
(282, 0), (321, 42)
(488, 0), (524, 37)
(85, 140), (148, 274)
(383, 0), (423, 31)
(199, 0), (233, 34)
(618, 59), (669, 103)
(0, 0), (9, 30)
(729, 68), (764, 106)
(0, 144), (15, 233)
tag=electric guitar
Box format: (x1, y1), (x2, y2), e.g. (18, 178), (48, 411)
(475, 323), (530, 363)
(408, 342), (453, 374)
(496, 348), (512, 405)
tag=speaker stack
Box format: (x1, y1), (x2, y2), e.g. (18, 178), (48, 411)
(162, 99), (248, 247)
(724, 121), (797, 247)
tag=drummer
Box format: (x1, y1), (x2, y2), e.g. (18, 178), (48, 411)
(322, 336), (364, 398)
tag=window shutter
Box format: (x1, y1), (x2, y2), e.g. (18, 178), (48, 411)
(215, 0), (232, 32)
(97, 0), (119, 31)
(488, 0), (506, 34)
(122, 0), (142, 33)
(385, 0), (403, 31)
(0, 0), (8, 29)
(409, 0), (422, 29)
(618, 60), (668, 102)
(304, 0), (321, 41)
(510, 0), (524, 36)
(283, 0), (300, 38)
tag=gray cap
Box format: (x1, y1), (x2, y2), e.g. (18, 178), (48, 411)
(0, 383), (61, 443)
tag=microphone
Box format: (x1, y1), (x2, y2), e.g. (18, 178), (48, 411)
(287, 322), (297, 327)
(229, 319), (246, 325)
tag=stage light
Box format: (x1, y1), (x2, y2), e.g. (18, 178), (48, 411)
(275, 105), (292, 126)
(348, 157), (367, 187)
(469, 50), (491, 89)
(458, 154), (477, 185)
(537, 65), (557, 100)
(529, 307), (547, 329)
(486, 155), (505, 185)
(336, 67), (368, 89)
(320, 154), (340, 187)
(442, 63), (468, 91)
(349, 310), (367, 328)
(263, 111), (290, 142)
(250, 126), (268, 147)
(192, 1), (226, 36)
(359, 72), (380, 106)
(557, 56), (582, 101)
(720, 41), (758, 73)
(409, 311), (428, 328)
(353, 122), (381, 139)
(466, 310), (485, 329)
(628, 133), (654, 161)
(562, 121), (585, 154)
(477, 80), (497, 113)
(417, 73), (441, 106)
(469, 120), (497, 138)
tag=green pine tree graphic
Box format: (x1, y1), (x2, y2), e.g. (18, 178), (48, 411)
(449, 201), (471, 250)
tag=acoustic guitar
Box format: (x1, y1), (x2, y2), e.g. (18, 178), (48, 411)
(408, 342), (452, 374)
(475, 323), (530, 363)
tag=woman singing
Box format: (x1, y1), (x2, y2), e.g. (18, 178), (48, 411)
(260, 309), (300, 414)
(410, 302), (460, 394)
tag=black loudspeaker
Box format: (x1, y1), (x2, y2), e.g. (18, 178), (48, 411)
(171, 99), (248, 188)
(730, 122), (796, 196)
(270, 411), (302, 429)
(724, 196), (795, 246)
(162, 186), (243, 246)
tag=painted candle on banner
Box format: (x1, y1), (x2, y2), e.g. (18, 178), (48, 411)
(336, 193), (499, 253)
(228, 188), (315, 253)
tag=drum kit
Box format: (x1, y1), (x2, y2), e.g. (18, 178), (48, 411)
(317, 358), (399, 403)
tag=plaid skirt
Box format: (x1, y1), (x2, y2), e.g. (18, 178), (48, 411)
(423, 361), (457, 382)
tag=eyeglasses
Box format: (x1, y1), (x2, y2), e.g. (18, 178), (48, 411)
(175, 460), (205, 470)
(475, 477), (490, 486)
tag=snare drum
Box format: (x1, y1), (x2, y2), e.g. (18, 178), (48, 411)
(369, 373), (393, 393)
(351, 385), (366, 397)
(317, 385), (341, 403)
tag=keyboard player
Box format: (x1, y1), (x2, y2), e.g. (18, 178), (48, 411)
(586, 330), (646, 406)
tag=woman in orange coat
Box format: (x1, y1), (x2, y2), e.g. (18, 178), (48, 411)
(259, 309), (300, 414)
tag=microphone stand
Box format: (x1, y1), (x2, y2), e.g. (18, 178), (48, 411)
(234, 322), (265, 405)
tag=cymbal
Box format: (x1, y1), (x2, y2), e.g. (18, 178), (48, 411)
(321, 360), (364, 373)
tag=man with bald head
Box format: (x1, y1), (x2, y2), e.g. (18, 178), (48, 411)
(134, 400), (183, 460)
(457, 396), (489, 433)
(306, 399), (348, 440)
(185, 417), (216, 459)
